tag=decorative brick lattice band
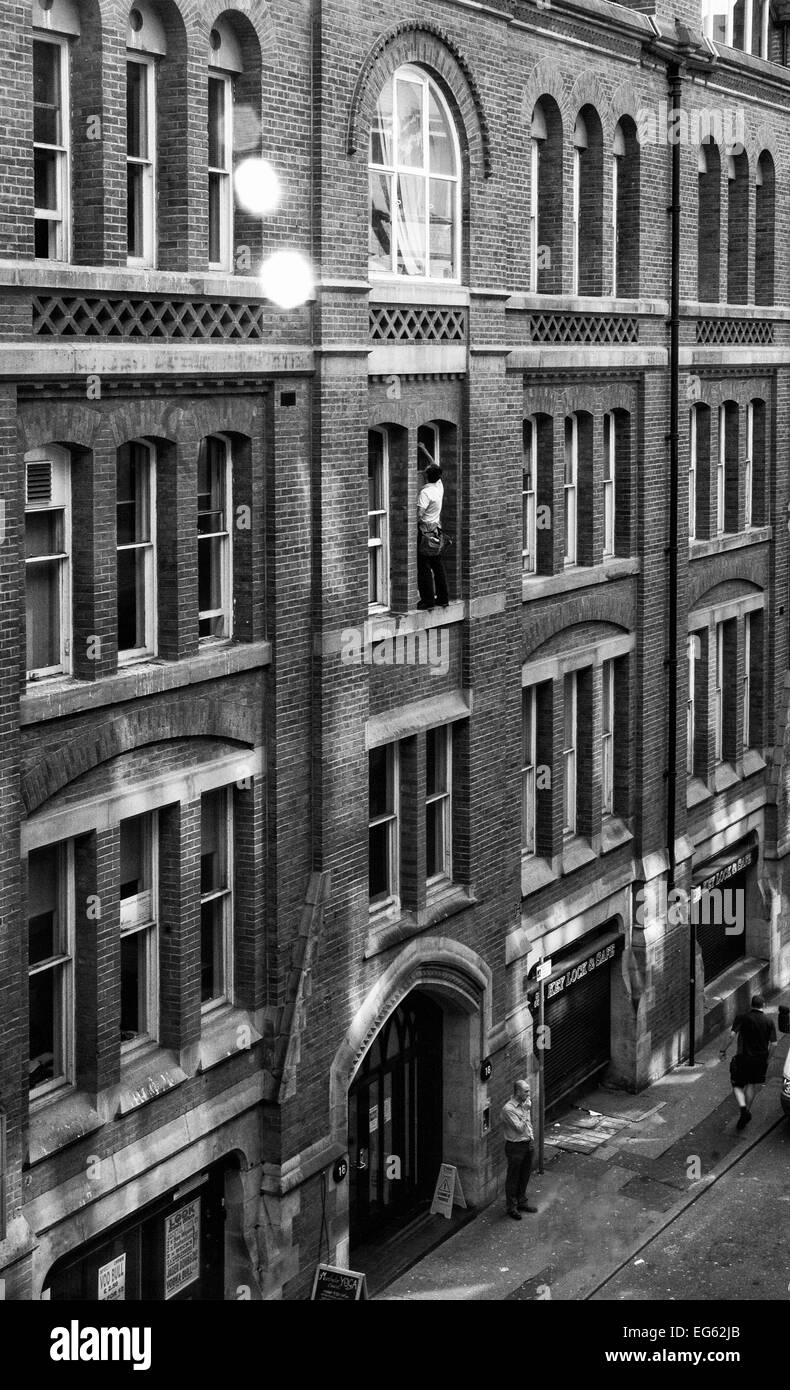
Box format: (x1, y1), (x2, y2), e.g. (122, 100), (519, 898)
(370, 303), (467, 344)
(696, 318), (774, 346)
(32, 295), (267, 339)
(529, 313), (638, 345)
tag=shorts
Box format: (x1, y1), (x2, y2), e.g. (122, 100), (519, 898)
(730, 1054), (768, 1087)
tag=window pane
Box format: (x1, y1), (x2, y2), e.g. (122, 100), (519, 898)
(370, 80), (393, 166)
(26, 559), (61, 670)
(120, 931), (145, 1039)
(198, 440), (226, 531)
(127, 61), (148, 159)
(369, 745), (391, 820)
(428, 178), (455, 279)
(26, 510), (63, 559)
(208, 174), (222, 263)
(426, 728), (447, 797)
(33, 41), (61, 145)
(368, 435), (384, 510)
(522, 690), (533, 766)
(396, 79), (424, 167)
(34, 150), (59, 210)
(198, 535), (223, 614)
(117, 546), (146, 651)
(428, 89), (454, 175)
(28, 845), (61, 963)
(396, 174), (426, 276)
(29, 968), (56, 1088)
(426, 800), (444, 878)
(117, 445), (150, 545)
(35, 219), (53, 259)
(201, 790), (226, 894)
(369, 171), (392, 270)
(127, 163), (144, 258)
(368, 821), (391, 902)
(201, 898), (224, 1002)
(208, 77), (225, 168)
(120, 815), (150, 899)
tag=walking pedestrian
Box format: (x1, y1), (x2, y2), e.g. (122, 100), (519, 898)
(720, 992), (777, 1130)
(417, 461), (450, 610)
(501, 1079), (537, 1220)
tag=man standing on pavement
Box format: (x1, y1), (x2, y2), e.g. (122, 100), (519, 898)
(501, 1079), (538, 1220)
(720, 992), (777, 1130)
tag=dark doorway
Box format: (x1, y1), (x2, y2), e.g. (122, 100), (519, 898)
(348, 990), (443, 1247)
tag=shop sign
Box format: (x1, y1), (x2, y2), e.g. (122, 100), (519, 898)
(310, 1265), (368, 1300)
(164, 1198), (201, 1300)
(696, 847), (757, 897)
(545, 940), (617, 1002)
(97, 1253), (126, 1302)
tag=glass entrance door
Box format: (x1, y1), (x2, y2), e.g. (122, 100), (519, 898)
(348, 991), (442, 1246)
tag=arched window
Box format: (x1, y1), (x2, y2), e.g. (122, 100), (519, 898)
(727, 147), (748, 304)
(572, 108), (604, 296)
(746, 398), (766, 527)
(717, 401), (739, 535)
(25, 445), (72, 679)
(689, 403), (711, 540)
(564, 412), (593, 564)
(207, 20), (243, 270)
(529, 99), (563, 295)
(368, 429), (390, 610)
(116, 440), (156, 660)
(755, 152), (775, 306)
(603, 410), (632, 559)
(698, 139), (721, 302)
(32, 0), (81, 260)
(197, 435), (233, 639)
(369, 65), (461, 282)
(612, 119), (639, 298)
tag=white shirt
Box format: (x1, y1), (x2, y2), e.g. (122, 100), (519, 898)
(417, 478), (443, 527)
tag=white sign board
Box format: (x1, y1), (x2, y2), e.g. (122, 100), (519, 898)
(97, 1254), (126, 1302)
(536, 959), (552, 982)
(164, 1198), (201, 1300)
(429, 1163), (467, 1220)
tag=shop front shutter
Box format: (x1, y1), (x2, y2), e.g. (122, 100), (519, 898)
(542, 962), (611, 1110)
(696, 869), (747, 982)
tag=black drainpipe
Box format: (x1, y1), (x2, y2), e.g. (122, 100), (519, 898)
(665, 62), (689, 1062)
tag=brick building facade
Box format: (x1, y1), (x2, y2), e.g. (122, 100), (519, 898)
(1, 0), (790, 1300)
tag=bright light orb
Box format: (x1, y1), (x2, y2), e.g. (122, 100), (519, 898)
(234, 157), (282, 217)
(259, 250), (314, 309)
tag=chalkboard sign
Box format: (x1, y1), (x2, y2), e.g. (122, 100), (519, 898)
(310, 1264), (368, 1301)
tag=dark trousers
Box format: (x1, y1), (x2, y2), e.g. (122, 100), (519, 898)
(504, 1140), (533, 1211)
(417, 550), (449, 606)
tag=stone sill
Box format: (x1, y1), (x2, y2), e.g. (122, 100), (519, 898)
(20, 639), (272, 725)
(560, 835), (598, 876)
(599, 815), (633, 855)
(681, 301), (788, 320)
(28, 1088), (102, 1166)
(687, 776), (713, 809)
(0, 258), (314, 303)
(711, 761), (743, 795)
(688, 753), (768, 807)
(368, 279), (468, 307)
(521, 855), (557, 899)
(364, 884), (476, 959)
(364, 601), (465, 643)
(198, 1007), (263, 1073)
(523, 556), (639, 602)
(506, 292), (668, 316)
(113, 1047), (188, 1117)
(689, 527), (771, 558)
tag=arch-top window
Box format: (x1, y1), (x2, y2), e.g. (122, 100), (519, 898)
(727, 147), (748, 304)
(529, 98), (563, 295)
(572, 107), (604, 297)
(697, 139), (721, 303)
(25, 445), (71, 679)
(369, 65), (461, 282)
(755, 152), (775, 306)
(612, 119), (639, 298)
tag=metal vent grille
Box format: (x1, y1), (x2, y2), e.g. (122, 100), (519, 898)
(529, 314), (638, 345)
(696, 318), (773, 346)
(26, 459), (52, 504)
(370, 304), (466, 344)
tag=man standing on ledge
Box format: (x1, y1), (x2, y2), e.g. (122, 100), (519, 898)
(501, 1079), (538, 1220)
(417, 461), (450, 611)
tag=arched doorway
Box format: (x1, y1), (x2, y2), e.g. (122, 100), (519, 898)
(348, 990), (443, 1246)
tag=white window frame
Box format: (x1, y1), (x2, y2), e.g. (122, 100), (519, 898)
(522, 686), (537, 855)
(564, 415), (578, 565)
(703, 0), (768, 54)
(368, 743), (400, 913)
(523, 417), (537, 574)
(368, 64), (462, 284)
(601, 660), (614, 815)
(27, 839), (74, 1102)
(603, 412), (616, 559)
(716, 405), (726, 535)
(25, 446), (71, 681)
(687, 633), (701, 775)
(367, 428), (390, 612)
(714, 621), (724, 762)
(200, 787), (234, 1013)
(572, 115), (587, 297)
(744, 401), (754, 530)
(563, 671), (577, 836)
(689, 408), (698, 541)
(117, 441), (157, 663)
(119, 811), (159, 1051)
(33, 36), (71, 262)
(208, 71), (233, 271)
(425, 725), (452, 887)
(198, 435), (233, 641)
(529, 105), (547, 294)
(126, 54), (156, 267)
(742, 612), (751, 750)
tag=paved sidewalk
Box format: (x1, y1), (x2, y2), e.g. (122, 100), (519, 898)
(377, 1004), (790, 1301)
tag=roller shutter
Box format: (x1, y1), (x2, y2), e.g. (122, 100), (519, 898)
(542, 961), (611, 1110)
